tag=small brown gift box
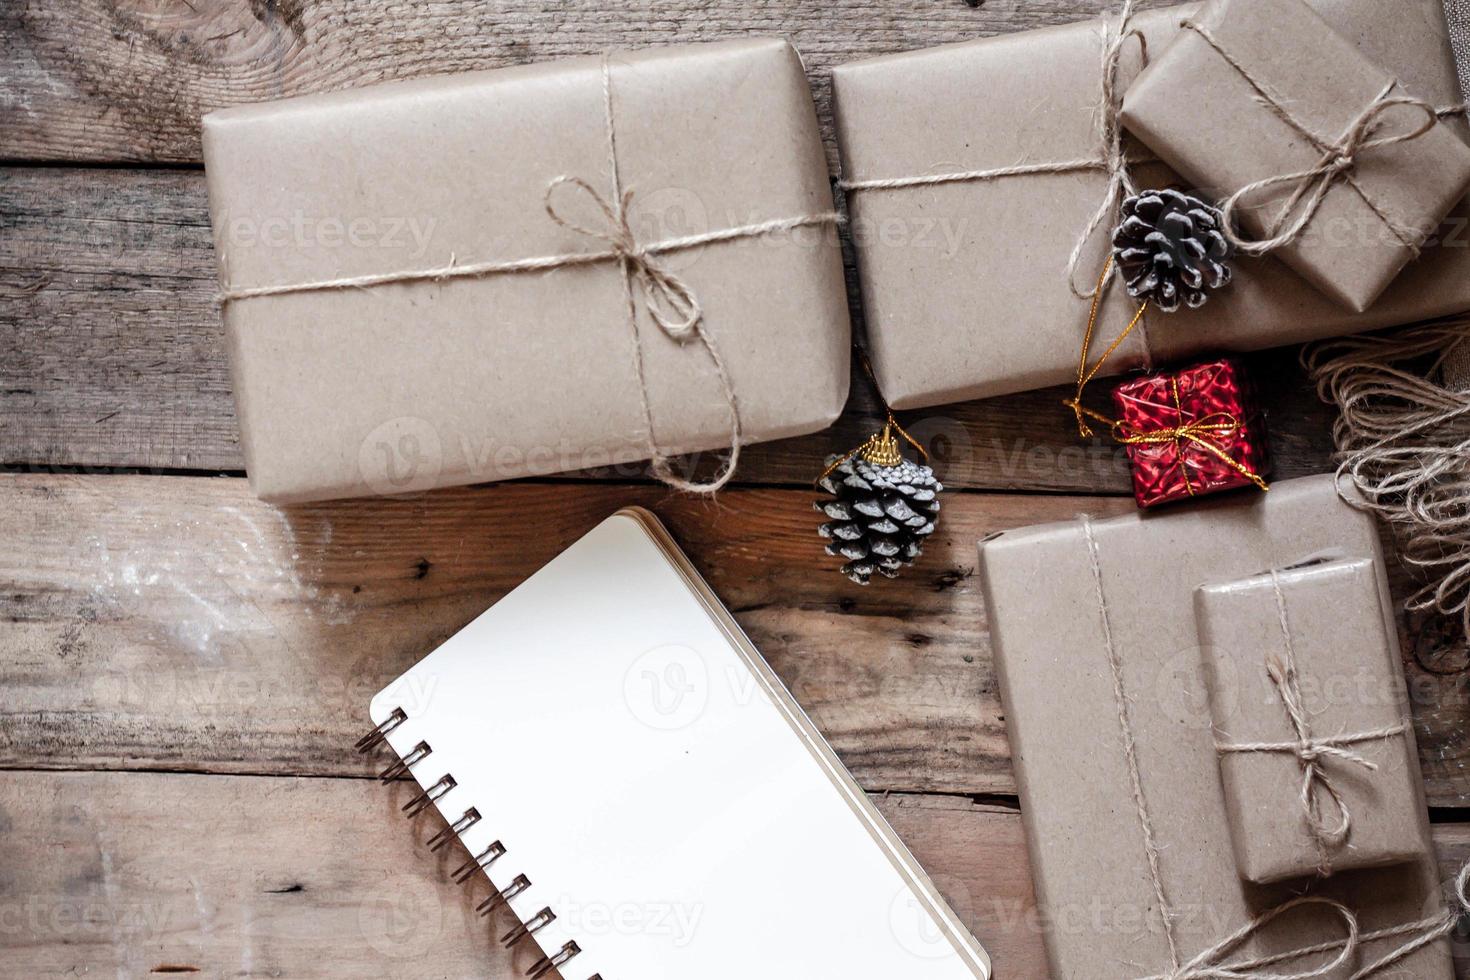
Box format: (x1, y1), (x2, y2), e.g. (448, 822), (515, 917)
(977, 476), (1449, 979)
(1121, 0), (1470, 313)
(831, 0), (1470, 409)
(1196, 558), (1425, 885)
(203, 39), (849, 503)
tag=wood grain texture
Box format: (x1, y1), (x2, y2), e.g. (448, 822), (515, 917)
(4, 768), (1469, 978)
(0, 473), (1081, 796)
(4, 1), (1470, 975)
(0, 770), (1048, 978)
(0, 0), (1182, 166)
(0, 166), (1341, 487)
(5, 472), (1470, 806)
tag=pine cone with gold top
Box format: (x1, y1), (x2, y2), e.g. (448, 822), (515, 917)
(816, 455), (941, 586)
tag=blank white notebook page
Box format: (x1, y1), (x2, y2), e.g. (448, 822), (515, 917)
(370, 509), (990, 979)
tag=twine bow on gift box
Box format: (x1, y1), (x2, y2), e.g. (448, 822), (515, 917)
(217, 54), (842, 494)
(1179, 18), (1457, 259)
(1079, 518), (1468, 980)
(1214, 570), (1409, 878)
(838, 0), (1470, 379)
(543, 176), (702, 338)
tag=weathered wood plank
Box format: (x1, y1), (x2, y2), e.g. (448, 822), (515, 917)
(0, 770), (1048, 978)
(0, 473), (1064, 795)
(0, 0), (1179, 166)
(5, 473), (1470, 807)
(0, 166), (1340, 488)
(4, 768), (1469, 978)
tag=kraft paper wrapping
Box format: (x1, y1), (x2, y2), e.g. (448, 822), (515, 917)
(1196, 559), (1427, 886)
(203, 39), (849, 503)
(977, 476), (1450, 979)
(832, 0), (1470, 410)
(1121, 0), (1470, 313)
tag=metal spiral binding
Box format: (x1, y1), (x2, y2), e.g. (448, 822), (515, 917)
(478, 874), (532, 916)
(359, 708), (599, 979)
(528, 941), (582, 979)
(502, 908), (556, 949)
(428, 808), (481, 852)
(355, 707), (406, 753)
(453, 840), (506, 885)
(378, 741), (431, 783)
(402, 774), (456, 818)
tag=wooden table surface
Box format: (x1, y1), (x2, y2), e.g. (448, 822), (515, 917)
(5, 1), (1470, 976)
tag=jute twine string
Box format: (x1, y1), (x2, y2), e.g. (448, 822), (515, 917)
(1081, 515), (1183, 969)
(1179, 19), (1453, 259)
(838, 0), (1149, 309)
(1304, 318), (1470, 637)
(1080, 517), (1468, 978)
(1214, 570), (1408, 877)
(217, 55), (842, 494)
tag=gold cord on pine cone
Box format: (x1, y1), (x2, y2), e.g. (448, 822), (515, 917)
(1063, 256), (1150, 438)
(818, 351), (931, 485)
(818, 414), (928, 485)
(1063, 258), (1268, 494)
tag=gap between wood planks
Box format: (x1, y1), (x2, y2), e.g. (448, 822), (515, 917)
(0, 770), (1050, 976)
(3, 3), (1469, 973)
(4, 473), (1470, 806)
(1, 767), (1467, 979)
(0, 0), (1183, 165)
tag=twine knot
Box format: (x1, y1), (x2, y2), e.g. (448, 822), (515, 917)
(216, 54), (841, 496)
(1326, 150), (1357, 176)
(1182, 19), (1443, 257)
(1286, 739), (1378, 771)
(544, 175), (704, 341)
(1216, 580), (1409, 875)
(1296, 744), (1324, 764)
(1083, 517), (1470, 980)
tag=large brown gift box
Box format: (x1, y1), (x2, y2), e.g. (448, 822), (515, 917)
(831, 0), (1470, 409)
(977, 476), (1450, 979)
(1196, 558), (1426, 885)
(203, 39), (849, 503)
(1121, 0), (1470, 313)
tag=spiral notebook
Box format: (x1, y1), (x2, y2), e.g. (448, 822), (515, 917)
(358, 507), (991, 980)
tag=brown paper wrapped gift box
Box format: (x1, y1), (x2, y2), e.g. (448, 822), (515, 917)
(204, 39), (849, 503)
(832, 0), (1470, 410)
(977, 476), (1449, 979)
(1197, 558), (1426, 886)
(1122, 0), (1470, 313)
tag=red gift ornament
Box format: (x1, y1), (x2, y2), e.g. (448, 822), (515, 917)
(1110, 358), (1270, 508)
(1064, 252), (1269, 509)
